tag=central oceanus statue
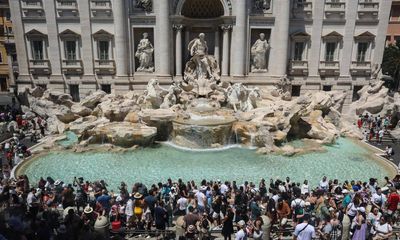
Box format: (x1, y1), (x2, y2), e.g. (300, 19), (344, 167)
(182, 33), (221, 96)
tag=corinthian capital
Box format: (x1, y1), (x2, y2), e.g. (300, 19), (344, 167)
(220, 24), (232, 32)
(173, 24), (184, 31)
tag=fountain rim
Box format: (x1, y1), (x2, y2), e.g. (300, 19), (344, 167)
(172, 117), (237, 126)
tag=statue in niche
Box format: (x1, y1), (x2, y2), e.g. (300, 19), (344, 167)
(135, 32), (154, 72)
(183, 33), (220, 96)
(251, 33), (270, 72)
(136, 0), (152, 12)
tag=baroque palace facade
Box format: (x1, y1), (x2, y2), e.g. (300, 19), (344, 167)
(11, 0), (391, 103)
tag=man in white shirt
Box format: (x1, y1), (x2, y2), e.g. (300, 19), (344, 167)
(176, 195), (188, 216)
(371, 187), (386, 209)
(293, 214), (316, 240)
(291, 197), (306, 222)
(301, 180), (310, 196)
(235, 220), (246, 240)
(319, 176), (328, 191)
(195, 190), (206, 213)
(220, 181), (229, 195)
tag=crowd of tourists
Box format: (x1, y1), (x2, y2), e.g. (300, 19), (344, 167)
(357, 113), (397, 159)
(1, 174), (400, 240)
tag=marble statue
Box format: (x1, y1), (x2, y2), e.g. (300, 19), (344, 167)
(254, 0), (271, 11)
(136, 0), (152, 12)
(227, 83), (245, 112)
(183, 33), (221, 96)
(189, 33), (212, 79)
(160, 86), (177, 109)
(251, 33), (270, 72)
(135, 33), (154, 72)
(371, 64), (381, 80)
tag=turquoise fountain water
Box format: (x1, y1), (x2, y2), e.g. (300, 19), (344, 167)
(21, 137), (392, 191)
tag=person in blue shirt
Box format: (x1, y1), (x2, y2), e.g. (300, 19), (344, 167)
(342, 189), (351, 209)
(97, 190), (111, 215)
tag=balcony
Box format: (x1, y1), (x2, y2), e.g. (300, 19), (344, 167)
(292, 1), (312, 20)
(56, 0), (79, 19)
(324, 1), (345, 22)
(357, 1), (379, 23)
(319, 61), (340, 76)
(350, 61), (371, 76)
(94, 59), (115, 75)
(91, 0), (113, 20)
(62, 59), (83, 74)
(289, 60), (308, 76)
(22, 9), (45, 21)
(29, 59), (51, 75)
(21, 0), (43, 10)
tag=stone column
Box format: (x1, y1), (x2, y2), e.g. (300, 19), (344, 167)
(113, 0), (129, 77)
(78, 0), (94, 75)
(154, 0), (171, 76)
(269, 0), (290, 76)
(214, 29), (220, 63)
(221, 25), (232, 76)
(44, 0), (62, 77)
(230, 0), (247, 77)
(173, 25), (183, 76)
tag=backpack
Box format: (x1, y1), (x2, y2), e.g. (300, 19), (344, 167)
(294, 200), (304, 216)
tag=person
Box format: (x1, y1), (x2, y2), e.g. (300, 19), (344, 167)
(235, 220), (247, 240)
(222, 207), (235, 240)
(154, 201), (168, 237)
(371, 187), (386, 210)
(176, 194), (188, 216)
(135, 32), (154, 72)
(386, 187), (399, 216)
(277, 198), (291, 226)
(293, 214), (316, 240)
(352, 207), (367, 240)
(385, 145), (394, 159)
(301, 180), (310, 196)
(378, 129), (385, 144)
(183, 206), (200, 231)
(291, 195), (305, 223)
(319, 176), (329, 191)
(96, 189), (111, 215)
(371, 215), (392, 240)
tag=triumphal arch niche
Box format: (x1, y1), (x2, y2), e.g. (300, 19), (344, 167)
(172, 0), (234, 95)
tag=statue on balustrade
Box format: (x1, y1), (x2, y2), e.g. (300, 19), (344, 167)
(183, 33), (220, 96)
(251, 33), (270, 72)
(136, 0), (152, 12)
(135, 32), (154, 72)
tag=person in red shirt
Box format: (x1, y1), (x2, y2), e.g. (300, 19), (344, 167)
(386, 188), (400, 215)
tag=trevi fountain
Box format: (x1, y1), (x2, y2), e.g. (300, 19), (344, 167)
(10, 33), (400, 190)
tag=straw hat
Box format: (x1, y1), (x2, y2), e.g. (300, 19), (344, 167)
(54, 179), (62, 186)
(84, 205), (93, 214)
(188, 225), (196, 233)
(237, 220), (246, 227)
(134, 192), (143, 199)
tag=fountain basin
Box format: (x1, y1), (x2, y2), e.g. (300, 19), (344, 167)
(16, 138), (395, 191)
(171, 114), (237, 148)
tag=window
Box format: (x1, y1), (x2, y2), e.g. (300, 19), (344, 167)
(99, 41), (109, 60)
(294, 42), (305, 61)
(7, 27), (12, 34)
(65, 41), (76, 60)
(352, 86), (363, 102)
(356, 42), (369, 62)
(5, 11), (10, 20)
(0, 52), (3, 63)
(292, 85), (301, 97)
(101, 84), (111, 94)
(0, 78), (7, 92)
(69, 84), (80, 102)
(322, 85), (332, 92)
(32, 40), (43, 60)
(295, 0), (305, 8)
(37, 84), (47, 90)
(325, 42), (336, 62)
